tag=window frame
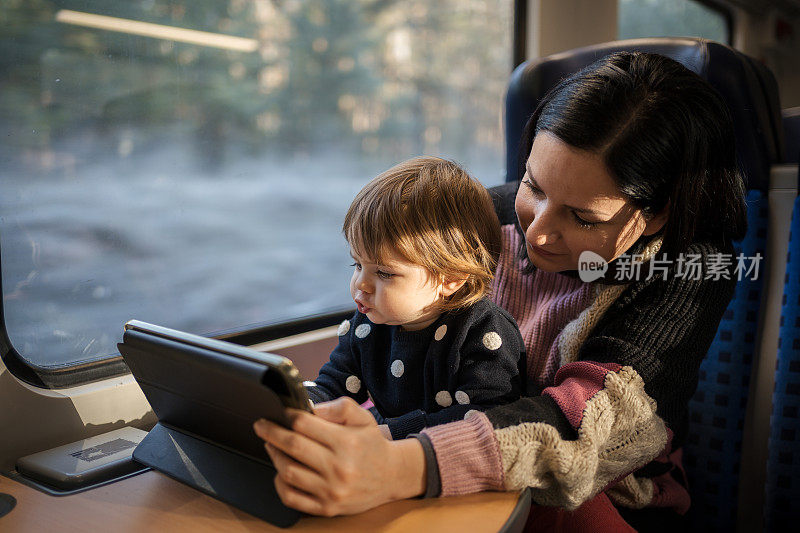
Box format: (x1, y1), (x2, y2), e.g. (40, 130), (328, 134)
(1, 282), (354, 388)
(0, 2), (526, 389)
(696, 0), (734, 45)
(514, 0), (528, 68)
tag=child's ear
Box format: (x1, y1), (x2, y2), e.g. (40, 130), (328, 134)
(440, 276), (468, 298)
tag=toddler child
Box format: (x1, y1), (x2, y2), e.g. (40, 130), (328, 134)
(306, 156), (526, 439)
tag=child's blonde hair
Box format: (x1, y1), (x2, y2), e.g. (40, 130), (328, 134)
(343, 156), (501, 311)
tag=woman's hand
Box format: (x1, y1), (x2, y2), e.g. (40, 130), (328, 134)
(253, 397), (426, 517)
(377, 424), (393, 440)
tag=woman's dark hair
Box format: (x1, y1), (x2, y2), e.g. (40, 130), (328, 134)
(519, 51), (747, 260)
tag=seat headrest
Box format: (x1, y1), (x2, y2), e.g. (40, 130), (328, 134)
(783, 107), (800, 165)
(506, 38), (784, 190)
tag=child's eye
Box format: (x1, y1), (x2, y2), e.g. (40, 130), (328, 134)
(376, 270), (394, 280)
(350, 262), (362, 270)
(572, 212), (598, 229)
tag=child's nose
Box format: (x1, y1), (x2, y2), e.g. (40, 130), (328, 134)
(355, 273), (372, 293)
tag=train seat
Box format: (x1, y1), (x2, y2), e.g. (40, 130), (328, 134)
(501, 38), (784, 530)
(784, 107), (800, 164)
(504, 38), (782, 190)
(765, 180), (800, 531)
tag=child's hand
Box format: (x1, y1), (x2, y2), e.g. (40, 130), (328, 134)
(377, 424), (392, 440)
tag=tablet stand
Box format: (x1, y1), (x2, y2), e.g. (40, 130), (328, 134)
(133, 422), (301, 528)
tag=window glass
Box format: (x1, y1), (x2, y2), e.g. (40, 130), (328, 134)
(1, 0), (512, 368)
(618, 0), (729, 44)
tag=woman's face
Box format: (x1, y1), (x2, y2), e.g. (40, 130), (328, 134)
(515, 132), (667, 272)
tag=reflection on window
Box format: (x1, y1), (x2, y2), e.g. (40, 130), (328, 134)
(618, 0), (729, 44)
(0, 0), (512, 369)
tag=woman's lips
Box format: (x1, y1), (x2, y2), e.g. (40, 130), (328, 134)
(527, 242), (563, 257)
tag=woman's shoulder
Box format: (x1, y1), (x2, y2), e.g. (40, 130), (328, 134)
(681, 238), (736, 256)
(488, 180), (520, 226)
(606, 238), (738, 313)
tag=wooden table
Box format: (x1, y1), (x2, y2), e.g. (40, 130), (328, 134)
(0, 471), (530, 532)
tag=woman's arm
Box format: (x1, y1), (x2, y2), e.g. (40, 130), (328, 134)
(253, 397), (426, 516)
(423, 241), (737, 508)
(254, 240), (736, 514)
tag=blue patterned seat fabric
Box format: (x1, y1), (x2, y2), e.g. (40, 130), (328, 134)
(683, 189), (768, 530)
(765, 195), (800, 530)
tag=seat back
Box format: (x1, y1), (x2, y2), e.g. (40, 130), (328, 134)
(505, 38), (783, 189)
(684, 189), (767, 529)
(503, 38), (784, 530)
(784, 107), (800, 164)
(765, 188), (800, 530)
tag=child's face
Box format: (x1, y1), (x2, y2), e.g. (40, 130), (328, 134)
(349, 248), (444, 331)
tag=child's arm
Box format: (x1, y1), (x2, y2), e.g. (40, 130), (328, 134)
(384, 312), (526, 439)
(306, 314), (369, 406)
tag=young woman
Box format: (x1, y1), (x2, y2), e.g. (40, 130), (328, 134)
(253, 51), (747, 531)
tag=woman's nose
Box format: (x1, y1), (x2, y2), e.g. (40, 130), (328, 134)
(527, 208), (560, 245)
(532, 231), (558, 246)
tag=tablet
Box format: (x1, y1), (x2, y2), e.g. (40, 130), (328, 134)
(118, 319), (311, 527)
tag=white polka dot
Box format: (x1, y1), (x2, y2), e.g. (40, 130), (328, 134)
(455, 391), (470, 404)
(355, 323), (371, 338)
(482, 331), (502, 350)
(435, 390), (452, 407)
(464, 409), (480, 420)
(434, 324), (447, 341)
(345, 375), (361, 394)
(337, 320), (350, 336)
(391, 359), (404, 378)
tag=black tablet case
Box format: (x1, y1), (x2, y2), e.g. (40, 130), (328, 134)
(118, 329), (302, 527)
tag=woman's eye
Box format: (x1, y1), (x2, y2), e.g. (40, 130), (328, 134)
(376, 270), (394, 280)
(572, 212), (598, 229)
(523, 179), (544, 196)
(350, 262), (362, 270)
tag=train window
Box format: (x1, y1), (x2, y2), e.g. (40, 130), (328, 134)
(618, 0), (731, 44)
(0, 1), (512, 376)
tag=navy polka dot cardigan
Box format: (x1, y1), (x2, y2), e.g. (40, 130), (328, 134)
(306, 298), (527, 439)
